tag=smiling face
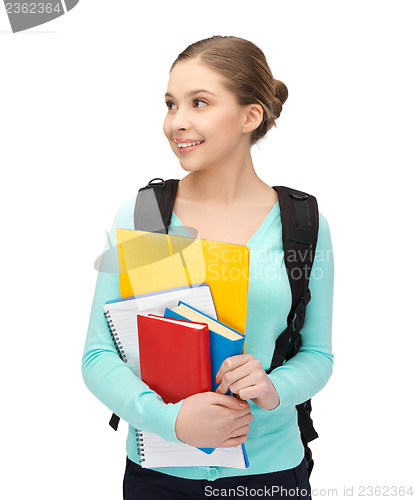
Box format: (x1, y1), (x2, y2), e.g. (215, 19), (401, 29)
(163, 60), (257, 173)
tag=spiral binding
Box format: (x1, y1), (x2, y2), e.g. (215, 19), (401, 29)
(103, 310), (128, 363)
(136, 429), (145, 463)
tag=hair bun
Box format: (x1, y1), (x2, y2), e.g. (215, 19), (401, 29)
(272, 79), (288, 119)
(275, 79), (288, 105)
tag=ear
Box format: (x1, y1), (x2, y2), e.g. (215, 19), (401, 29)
(242, 103), (264, 134)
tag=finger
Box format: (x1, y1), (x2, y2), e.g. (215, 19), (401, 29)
(238, 384), (262, 401)
(210, 392), (250, 410)
(226, 403), (251, 420)
(222, 424), (250, 445)
(233, 411), (253, 426)
(220, 434), (248, 448)
(215, 354), (254, 384)
(215, 363), (254, 394)
(231, 421), (252, 439)
(227, 373), (257, 397)
(233, 405), (252, 419)
(229, 423), (250, 437)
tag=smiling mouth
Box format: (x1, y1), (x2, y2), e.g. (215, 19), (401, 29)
(177, 141), (205, 153)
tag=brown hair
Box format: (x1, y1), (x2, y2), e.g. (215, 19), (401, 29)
(170, 35), (288, 146)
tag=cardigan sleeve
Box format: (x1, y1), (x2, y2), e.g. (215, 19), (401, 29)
(81, 198), (183, 442)
(267, 212), (335, 410)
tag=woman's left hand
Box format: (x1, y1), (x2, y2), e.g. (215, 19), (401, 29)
(215, 354), (280, 410)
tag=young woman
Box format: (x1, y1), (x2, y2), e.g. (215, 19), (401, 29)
(82, 35), (334, 499)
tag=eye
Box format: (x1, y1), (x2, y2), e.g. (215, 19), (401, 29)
(193, 99), (207, 108)
(165, 100), (176, 111)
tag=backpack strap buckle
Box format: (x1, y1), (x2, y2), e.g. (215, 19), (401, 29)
(146, 178), (166, 188)
(302, 289), (311, 306)
(289, 312), (300, 333)
(289, 189), (308, 201)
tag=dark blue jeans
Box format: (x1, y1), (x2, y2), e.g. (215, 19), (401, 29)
(123, 457), (311, 499)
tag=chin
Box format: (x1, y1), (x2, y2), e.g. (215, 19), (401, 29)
(179, 165), (194, 172)
(178, 161), (205, 173)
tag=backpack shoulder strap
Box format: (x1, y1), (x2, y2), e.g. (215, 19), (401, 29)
(134, 177), (179, 232)
(109, 177), (179, 431)
(267, 186), (319, 477)
(266, 185), (319, 371)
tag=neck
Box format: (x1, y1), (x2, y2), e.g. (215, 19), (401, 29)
(179, 150), (269, 207)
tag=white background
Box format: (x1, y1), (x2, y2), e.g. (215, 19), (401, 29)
(1, 1), (414, 498)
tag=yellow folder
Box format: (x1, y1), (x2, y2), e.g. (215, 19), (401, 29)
(116, 228), (250, 335)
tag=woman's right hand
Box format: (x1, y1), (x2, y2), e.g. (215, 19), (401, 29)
(174, 392), (253, 448)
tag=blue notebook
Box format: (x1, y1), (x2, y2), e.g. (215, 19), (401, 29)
(164, 301), (245, 392)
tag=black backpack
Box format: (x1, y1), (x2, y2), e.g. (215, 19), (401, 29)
(109, 177), (320, 477)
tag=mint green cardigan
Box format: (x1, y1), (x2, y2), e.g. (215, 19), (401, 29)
(82, 195), (334, 481)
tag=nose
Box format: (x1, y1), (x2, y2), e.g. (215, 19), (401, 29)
(170, 105), (192, 131)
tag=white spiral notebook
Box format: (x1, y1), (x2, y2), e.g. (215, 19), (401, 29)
(137, 430), (249, 469)
(103, 282), (217, 376)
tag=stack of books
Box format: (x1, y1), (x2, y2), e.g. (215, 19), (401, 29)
(102, 227), (251, 469)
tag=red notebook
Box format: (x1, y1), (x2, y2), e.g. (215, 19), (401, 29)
(137, 314), (212, 403)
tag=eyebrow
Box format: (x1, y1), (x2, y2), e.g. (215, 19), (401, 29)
(165, 89), (217, 99)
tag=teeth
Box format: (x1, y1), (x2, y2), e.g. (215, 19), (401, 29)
(178, 141), (203, 148)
